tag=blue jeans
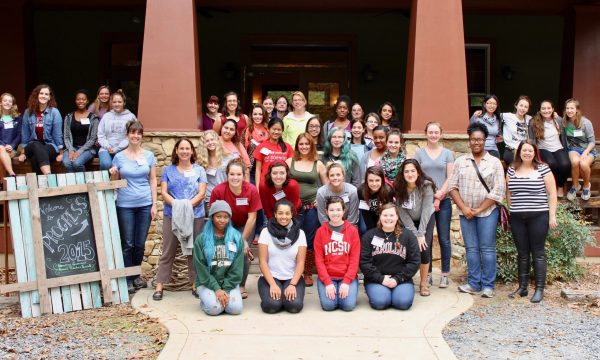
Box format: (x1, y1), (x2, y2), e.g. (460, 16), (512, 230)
(365, 282), (415, 310)
(62, 148), (95, 172)
(98, 150), (115, 170)
(430, 197), (452, 273)
(198, 285), (243, 315)
(297, 206), (319, 249)
(459, 208), (498, 291)
(316, 278), (358, 311)
(117, 205), (152, 282)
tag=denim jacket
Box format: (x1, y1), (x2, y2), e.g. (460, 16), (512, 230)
(21, 107), (64, 152)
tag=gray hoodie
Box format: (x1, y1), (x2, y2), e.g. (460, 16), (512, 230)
(97, 109), (137, 152)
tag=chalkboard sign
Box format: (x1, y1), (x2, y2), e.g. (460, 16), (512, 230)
(39, 194), (99, 279)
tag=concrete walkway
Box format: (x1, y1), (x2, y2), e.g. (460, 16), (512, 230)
(132, 274), (473, 360)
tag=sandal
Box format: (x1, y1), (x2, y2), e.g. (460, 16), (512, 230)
(152, 290), (163, 301)
(240, 288), (248, 299)
(192, 289), (199, 299)
(420, 285), (431, 297)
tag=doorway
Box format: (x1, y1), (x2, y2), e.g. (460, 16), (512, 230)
(241, 35), (356, 121)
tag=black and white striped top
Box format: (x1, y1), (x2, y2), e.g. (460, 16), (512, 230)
(507, 165), (551, 213)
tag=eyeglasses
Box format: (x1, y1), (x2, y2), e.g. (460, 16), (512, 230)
(469, 138), (485, 143)
(308, 125), (320, 129)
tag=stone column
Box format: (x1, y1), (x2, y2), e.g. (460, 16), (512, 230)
(138, 0), (202, 131)
(403, 0), (469, 134)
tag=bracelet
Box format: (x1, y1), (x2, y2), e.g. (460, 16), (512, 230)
(289, 283), (297, 287)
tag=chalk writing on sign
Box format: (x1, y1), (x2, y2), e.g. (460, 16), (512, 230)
(40, 194), (99, 278)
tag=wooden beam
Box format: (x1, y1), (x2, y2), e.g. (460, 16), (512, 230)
(0, 179), (127, 201)
(0, 267), (141, 294)
(26, 173), (51, 314)
(86, 183), (113, 304)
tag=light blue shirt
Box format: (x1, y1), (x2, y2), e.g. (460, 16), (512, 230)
(161, 164), (208, 218)
(113, 150), (156, 208)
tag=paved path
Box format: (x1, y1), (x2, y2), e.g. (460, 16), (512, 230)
(132, 274), (473, 360)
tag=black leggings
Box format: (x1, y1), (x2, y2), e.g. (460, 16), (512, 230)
(257, 276), (305, 314)
(509, 211), (548, 270)
(25, 141), (57, 174)
(415, 213), (435, 264)
(539, 148), (570, 186)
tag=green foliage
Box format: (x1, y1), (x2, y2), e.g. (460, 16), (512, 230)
(496, 203), (596, 283)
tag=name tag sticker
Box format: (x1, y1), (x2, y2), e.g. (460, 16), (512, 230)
(184, 169), (195, 178)
(331, 231), (344, 242)
(228, 242), (237, 252)
(371, 236), (384, 247)
(573, 129), (584, 137)
(260, 147), (272, 156)
(236, 198), (249, 206)
(4, 122), (13, 129)
(80, 118), (90, 125)
(206, 168), (217, 176)
(136, 158), (147, 166)
(359, 200), (370, 210)
(341, 194), (350, 203)
(401, 199), (413, 209)
(273, 190), (286, 200)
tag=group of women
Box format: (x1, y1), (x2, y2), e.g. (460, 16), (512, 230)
(470, 95), (595, 201)
(1, 84), (151, 293)
(1, 86), (591, 313)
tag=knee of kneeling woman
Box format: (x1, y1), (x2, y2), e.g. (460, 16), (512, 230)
(393, 301), (413, 311)
(284, 301), (304, 314)
(202, 303), (224, 316)
(261, 301), (282, 314)
(226, 301), (243, 315)
(340, 300), (357, 312)
(368, 298), (390, 310)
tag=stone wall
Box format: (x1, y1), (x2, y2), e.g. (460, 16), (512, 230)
(139, 131), (470, 274)
(404, 134), (470, 270)
(140, 131), (204, 275)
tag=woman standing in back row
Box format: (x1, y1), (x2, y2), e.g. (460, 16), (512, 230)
(414, 122), (454, 288)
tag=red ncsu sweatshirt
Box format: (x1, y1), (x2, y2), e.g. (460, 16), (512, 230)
(314, 220), (361, 286)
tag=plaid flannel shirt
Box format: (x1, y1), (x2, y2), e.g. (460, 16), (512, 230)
(448, 152), (505, 217)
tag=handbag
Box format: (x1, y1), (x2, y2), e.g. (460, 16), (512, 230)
(469, 158), (510, 231)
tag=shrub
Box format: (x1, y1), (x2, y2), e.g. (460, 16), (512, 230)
(496, 203), (596, 283)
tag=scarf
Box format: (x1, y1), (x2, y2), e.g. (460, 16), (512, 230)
(266, 217), (301, 249)
(380, 150), (405, 182)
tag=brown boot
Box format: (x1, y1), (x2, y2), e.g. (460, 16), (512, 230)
(304, 250), (314, 287)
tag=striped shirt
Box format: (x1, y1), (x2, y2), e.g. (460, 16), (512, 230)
(507, 165), (551, 213)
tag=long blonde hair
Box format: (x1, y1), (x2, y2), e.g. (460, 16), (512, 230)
(0, 93), (20, 117)
(564, 98), (583, 129)
(92, 85), (110, 115)
(198, 130), (224, 168)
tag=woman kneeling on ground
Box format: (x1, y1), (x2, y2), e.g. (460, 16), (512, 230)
(360, 203), (420, 310)
(257, 199), (307, 314)
(314, 196), (360, 311)
(194, 200), (244, 316)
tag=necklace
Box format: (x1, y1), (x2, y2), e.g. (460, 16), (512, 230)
(382, 229), (401, 249)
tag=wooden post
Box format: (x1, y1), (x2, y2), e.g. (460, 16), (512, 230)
(26, 173), (51, 314)
(86, 183), (112, 304)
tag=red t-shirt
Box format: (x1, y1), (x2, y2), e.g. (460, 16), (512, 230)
(253, 141), (293, 177)
(258, 179), (302, 219)
(209, 181), (261, 228)
(314, 220), (361, 286)
(35, 111), (44, 141)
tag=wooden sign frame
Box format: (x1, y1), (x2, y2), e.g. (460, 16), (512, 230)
(0, 171), (140, 317)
